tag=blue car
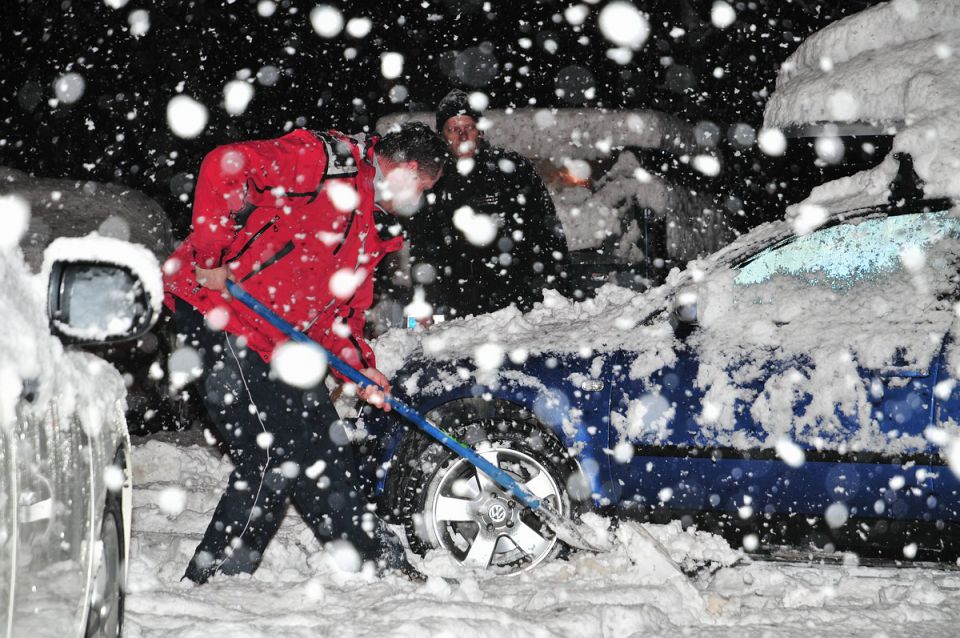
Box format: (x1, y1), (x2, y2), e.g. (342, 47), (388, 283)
(361, 197), (960, 574)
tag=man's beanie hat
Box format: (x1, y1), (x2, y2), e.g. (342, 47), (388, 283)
(436, 89), (481, 131)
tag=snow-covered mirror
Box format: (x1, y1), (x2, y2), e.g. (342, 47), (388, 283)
(47, 260), (155, 344)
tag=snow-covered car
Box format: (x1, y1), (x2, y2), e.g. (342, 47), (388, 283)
(0, 224), (161, 635)
(1, 170), (177, 434)
(360, 195), (960, 574)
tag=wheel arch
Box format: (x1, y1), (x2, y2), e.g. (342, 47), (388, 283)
(375, 393), (606, 514)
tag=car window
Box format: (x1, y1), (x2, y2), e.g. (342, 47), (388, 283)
(735, 210), (960, 287)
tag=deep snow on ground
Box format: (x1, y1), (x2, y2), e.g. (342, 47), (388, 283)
(126, 431), (960, 637)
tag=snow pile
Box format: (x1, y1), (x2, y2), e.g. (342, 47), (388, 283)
(764, 0), (960, 210)
(374, 282), (680, 382)
(127, 434), (960, 637)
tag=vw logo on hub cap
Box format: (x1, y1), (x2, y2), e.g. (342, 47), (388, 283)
(487, 503), (508, 523)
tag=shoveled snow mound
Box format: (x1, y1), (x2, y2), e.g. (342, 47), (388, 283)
(764, 0), (960, 210)
(126, 433), (960, 637)
(373, 282), (679, 381)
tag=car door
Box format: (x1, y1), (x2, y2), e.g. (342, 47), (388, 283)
(11, 398), (93, 637)
(611, 205), (960, 538)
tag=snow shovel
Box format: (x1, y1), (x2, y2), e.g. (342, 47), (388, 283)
(225, 280), (613, 553)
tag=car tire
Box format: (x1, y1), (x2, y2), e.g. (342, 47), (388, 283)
(84, 489), (125, 638)
(393, 418), (586, 574)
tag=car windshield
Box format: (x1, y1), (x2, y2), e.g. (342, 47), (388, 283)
(735, 209), (960, 287)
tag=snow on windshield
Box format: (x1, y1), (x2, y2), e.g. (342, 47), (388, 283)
(764, 0), (960, 211)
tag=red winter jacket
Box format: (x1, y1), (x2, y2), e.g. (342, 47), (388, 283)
(163, 129), (402, 375)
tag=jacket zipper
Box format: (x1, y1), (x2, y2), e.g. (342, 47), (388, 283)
(239, 240), (295, 283)
(332, 210), (357, 255)
(228, 215), (280, 263)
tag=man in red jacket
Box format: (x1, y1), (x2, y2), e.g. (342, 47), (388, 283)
(164, 123), (447, 583)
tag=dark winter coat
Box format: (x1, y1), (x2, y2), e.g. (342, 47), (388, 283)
(407, 140), (569, 317)
(163, 129), (402, 375)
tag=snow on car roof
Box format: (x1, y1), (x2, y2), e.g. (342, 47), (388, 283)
(763, 0), (960, 211)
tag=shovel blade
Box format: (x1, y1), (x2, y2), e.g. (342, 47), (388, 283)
(534, 502), (615, 553)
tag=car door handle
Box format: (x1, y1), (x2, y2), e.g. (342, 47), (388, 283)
(875, 367), (928, 378)
(580, 379), (604, 391)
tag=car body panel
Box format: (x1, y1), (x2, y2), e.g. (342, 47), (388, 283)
(0, 241), (136, 637)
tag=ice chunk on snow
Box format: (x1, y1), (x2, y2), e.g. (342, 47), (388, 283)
(166, 95), (208, 139)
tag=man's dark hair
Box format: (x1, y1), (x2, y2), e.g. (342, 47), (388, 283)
(376, 122), (449, 177)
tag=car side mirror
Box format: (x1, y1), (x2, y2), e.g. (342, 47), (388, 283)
(42, 236), (161, 345)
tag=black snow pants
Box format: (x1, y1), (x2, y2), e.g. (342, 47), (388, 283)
(173, 298), (391, 582)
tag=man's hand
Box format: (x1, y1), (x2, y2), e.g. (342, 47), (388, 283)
(196, 265), (232, 298)
(357, 367), (392, 412)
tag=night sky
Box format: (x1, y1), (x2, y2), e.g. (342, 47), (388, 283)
(4, 0), (879, 236)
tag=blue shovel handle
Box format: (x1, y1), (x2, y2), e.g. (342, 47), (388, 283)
(225, 280), (542, 510)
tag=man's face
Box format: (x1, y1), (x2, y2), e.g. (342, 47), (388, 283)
(442, 115), (480, 159)
(376, 161), (442, 216)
